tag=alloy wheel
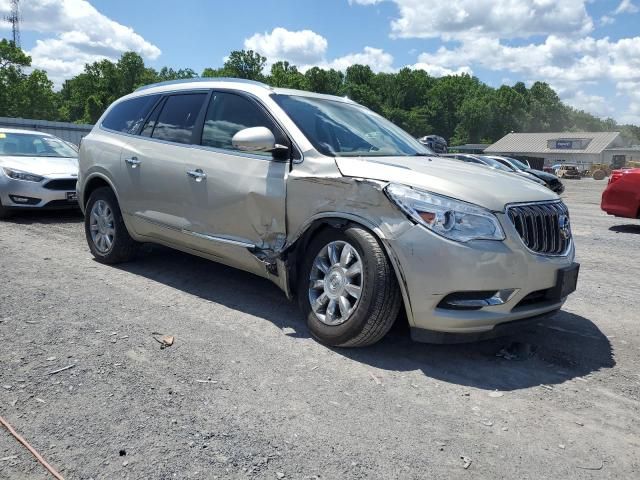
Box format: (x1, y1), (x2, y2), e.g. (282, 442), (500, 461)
(89, 199), (115, 254)
(308, 240), (364, 326)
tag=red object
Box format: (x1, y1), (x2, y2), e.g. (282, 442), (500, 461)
(601, 168), (640, 219)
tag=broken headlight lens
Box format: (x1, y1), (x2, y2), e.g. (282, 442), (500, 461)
(385, 183), (505, 242)
(2, 167), (44, 183)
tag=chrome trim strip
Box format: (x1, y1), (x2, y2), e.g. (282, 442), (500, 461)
(180, 230), (256, 249)
(132, 213), (256, 249)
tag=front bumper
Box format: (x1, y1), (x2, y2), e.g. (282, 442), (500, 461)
(385, 213), (576, 342)
(0, 174), (79, 210)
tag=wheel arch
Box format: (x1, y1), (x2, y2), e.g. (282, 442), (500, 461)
(283, 212), (415, 327)
(81, 173), (119, 212)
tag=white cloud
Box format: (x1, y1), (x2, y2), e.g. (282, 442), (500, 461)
(0, 0), (160, 86)
(244, 27), (328, 66)
(410, 62), (472, 77)
(416, 35), (640, 86)
(600, 15), (615, 25)
(322, 47), (395, 73)
(243, 28), (394, 73)
(614, 0), (639, 15)
(381, 0), (593, 40)
(414, 34), (640, 121)
(348, 0), (383, 4)
(563, 91), (615, 118)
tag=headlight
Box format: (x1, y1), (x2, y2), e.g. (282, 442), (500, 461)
(385, 183), (505, 242)
(2, 167), (44, 182)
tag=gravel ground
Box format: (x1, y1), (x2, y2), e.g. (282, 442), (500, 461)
(1, 178), (639, 479)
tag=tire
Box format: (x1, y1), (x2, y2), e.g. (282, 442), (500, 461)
(0, 200), (12, 220)
(84, 187), (138, 264)
(297, 225), (402, 347)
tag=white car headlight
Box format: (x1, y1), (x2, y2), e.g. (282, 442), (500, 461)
(2, 167), (44, 182)
(385, 183), (505, 242)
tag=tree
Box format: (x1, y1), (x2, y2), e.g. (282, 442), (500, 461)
(2, 38), (637, 142)
(0, 39), (30, 68)
(527, 81), (568, 131)
(117, 52), (156, 94)
(268, 61), (308, 89)
(0, 40), (58, 119)
(221, 50), (266, 80)
(157, 67), (197, 82)
(304, 67), (343, 95)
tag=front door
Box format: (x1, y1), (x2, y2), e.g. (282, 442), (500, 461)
(184, 91), (288, 270)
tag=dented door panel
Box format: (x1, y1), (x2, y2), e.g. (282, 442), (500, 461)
(186, 146), (288, 272)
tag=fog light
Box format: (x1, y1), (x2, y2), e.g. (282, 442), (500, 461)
(438, 289), (518, 310)
(9, 195), (40, 205)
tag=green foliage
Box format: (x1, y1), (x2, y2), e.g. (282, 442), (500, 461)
(1, 41), (638, 146)
(221, 50), (266, 80)
(268, 61), (308, 89)
(304, 67), (343, 95)
(0, 39), (31, 68)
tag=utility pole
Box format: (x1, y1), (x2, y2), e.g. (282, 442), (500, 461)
(4, 0), (21, 48)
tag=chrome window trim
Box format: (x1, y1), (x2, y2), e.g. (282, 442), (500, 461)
(98, 87), (304, 164)
(503, 199), (572, 257)
(99, 126), (284, 163)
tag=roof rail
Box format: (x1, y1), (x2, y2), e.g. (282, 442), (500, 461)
(135, 77), (271, 92)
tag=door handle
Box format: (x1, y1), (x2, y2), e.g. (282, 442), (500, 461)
(125, 156), (141, 168)
(186, 168), (207, 182)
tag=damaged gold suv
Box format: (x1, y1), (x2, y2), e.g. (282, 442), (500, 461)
(78, 78), (579, 347)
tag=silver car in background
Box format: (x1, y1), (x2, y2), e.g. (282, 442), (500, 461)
(0, 128), (79, 219)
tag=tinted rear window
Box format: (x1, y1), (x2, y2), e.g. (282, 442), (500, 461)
(152, 93), (207, 144)
(102, 95), (160, 134)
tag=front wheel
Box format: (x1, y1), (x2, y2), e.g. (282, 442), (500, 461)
(298, 225), (402, 347)
(84, 187), (139, 264)
(0, 200), (12, 220)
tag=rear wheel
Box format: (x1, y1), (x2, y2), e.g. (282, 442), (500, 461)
(84, 187), (139, 264)
(298, 225), (402, 347)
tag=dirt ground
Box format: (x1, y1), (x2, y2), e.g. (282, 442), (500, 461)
(1, 178), (638, 479)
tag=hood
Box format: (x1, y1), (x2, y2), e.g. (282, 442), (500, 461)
(0, 155), (78, 176)
(335, 156), (558, 212)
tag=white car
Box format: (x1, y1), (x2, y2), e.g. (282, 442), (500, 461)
(0, 128), (79, 218)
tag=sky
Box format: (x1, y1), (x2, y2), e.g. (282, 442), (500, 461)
(1, 0), (640, 125)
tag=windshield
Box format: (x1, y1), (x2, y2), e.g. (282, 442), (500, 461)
(504, 157), (530, 171)
(273, 94), (433, 157)
(0, 132), (78, 158)
(480, 156), (514, 172)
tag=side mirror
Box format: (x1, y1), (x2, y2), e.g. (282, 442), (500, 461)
(232, 127), (288, 155)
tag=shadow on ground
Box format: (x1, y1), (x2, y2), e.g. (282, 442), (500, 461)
(609, 224), (640, 235)
(3, 209), (83, 225)
(117, 245), (614, 392)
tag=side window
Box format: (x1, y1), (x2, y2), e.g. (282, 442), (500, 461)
(140, 98), (166, 137)
(201, 92), (279, 155)
(151, 93), (207, 144)
(102, 95), (160, 134)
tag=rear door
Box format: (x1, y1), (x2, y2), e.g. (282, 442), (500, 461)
(118, 91), (209, 242)
(184, 91), (289, 269)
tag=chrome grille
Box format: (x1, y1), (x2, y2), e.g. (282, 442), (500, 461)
(506, 201), (571, 255)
